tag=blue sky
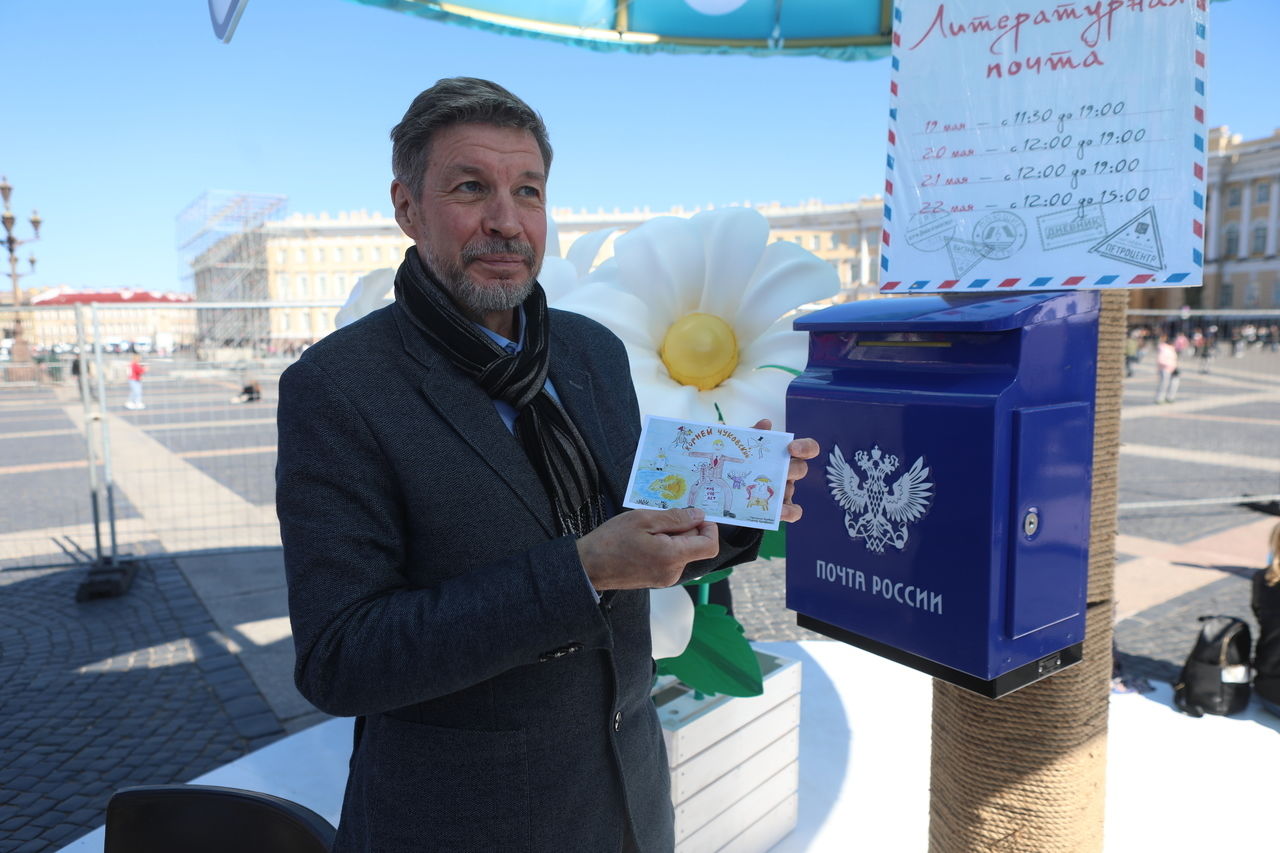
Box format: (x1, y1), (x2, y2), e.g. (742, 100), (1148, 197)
(2, 0), (1276, 294)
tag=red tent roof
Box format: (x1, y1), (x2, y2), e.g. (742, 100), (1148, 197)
(31, 289), (194, 306)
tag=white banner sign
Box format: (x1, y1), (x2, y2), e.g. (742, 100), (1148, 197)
(880, 0), (1208, 293)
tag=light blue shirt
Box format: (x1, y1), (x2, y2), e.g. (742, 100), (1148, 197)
(472, 306), (561, 432)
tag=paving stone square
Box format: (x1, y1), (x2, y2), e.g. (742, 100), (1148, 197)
(0, 558), (283, 851)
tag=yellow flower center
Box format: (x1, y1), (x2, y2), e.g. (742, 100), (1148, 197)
(660, 313), (739, 391)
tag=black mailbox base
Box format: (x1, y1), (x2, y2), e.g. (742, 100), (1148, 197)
(797, 614), (1083, 699)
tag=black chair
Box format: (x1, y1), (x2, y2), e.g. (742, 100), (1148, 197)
(105, 784), (336, 853)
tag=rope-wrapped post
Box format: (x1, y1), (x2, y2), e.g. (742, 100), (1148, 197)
(927, 290), (1126, 852)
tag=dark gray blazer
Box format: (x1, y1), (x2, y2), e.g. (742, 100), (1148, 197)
(276, 301), (757, 852)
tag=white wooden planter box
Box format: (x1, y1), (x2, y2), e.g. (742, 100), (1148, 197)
(651, 650), (802, 853)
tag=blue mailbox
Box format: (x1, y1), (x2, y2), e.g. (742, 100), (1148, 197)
(786, 291), (1099, 697)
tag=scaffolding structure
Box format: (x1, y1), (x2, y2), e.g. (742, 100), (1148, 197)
(176, 191), (287, 356)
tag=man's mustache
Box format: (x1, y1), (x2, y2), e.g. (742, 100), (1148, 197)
(461, 239), (536, 267)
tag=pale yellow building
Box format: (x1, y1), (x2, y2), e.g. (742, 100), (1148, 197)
(553, 198), (884, 302)
(1132, 126), (1280, 311)
(186, 196), (886, 350)
(262, 210), (413, 342)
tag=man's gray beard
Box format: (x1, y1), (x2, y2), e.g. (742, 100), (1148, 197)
(423, 239), (540, 320)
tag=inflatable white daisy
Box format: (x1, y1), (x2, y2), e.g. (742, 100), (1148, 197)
(553, 207), (839, 427)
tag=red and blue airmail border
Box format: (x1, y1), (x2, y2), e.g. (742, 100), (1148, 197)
(880, 0), (1208, 293)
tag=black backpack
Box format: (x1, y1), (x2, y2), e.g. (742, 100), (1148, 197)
(1173, 615), (1252, 717)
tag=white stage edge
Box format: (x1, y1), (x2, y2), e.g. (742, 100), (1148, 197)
(60, 640), (1280, 851)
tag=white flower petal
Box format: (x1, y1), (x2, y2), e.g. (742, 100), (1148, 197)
(336, 267), (396, 329)
(741, 327), (809, 372)
(649, 585), (695, 659)
(565, 228), (617, 278)
(612, 217), (706, 340)
(690, 208), (768, 320)
(538, 257), (582, 305)
(555, 285), (657, 350)
(734, 241), (839, 343)
(715, 370), (795, 428)
(629, 356), (705, 421)
(683, 393), (726, 425)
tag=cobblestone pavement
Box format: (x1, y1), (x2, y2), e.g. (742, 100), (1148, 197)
(1115, 571), (1260, 686)
(732, 557), (825, 642)
(0, 556), (283, 852)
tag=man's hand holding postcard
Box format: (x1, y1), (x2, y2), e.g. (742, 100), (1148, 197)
(623, 416), (795, 531)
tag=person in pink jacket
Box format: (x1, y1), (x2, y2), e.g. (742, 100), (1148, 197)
(126, 353), (147, 410)
(1154, 335), (1179, 404)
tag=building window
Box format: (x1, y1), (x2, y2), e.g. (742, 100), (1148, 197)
(1224, 225), (1240, 257)
(1272, 281), (1280, 307)
(1227, 186), (1242, 207)
(333, 247), (343, 263)
(336, 274), (346, 294)
(317, 275), (327, 297)
(1258, 182), (1272, 205)
(315, 248), (325, 263)
(296, 248), (306, 263)
(277, 274), (289, 299)
(1218, 281), (1234, 308)
(281, 313), (290, 332)
(297, 276), (308, 300)
(1245, 282), (1259, 308)
(276, 249), (286, 265)
(299, 311), (311, 334)
(1253, 225), (1268, 255)
(354, 247), (363, 262)
(372, 246), (382, 262)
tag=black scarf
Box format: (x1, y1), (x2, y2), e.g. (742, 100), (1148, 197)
(393, 247), (605, 537)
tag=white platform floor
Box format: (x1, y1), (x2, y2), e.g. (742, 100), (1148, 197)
(61, 640), (1280, 852)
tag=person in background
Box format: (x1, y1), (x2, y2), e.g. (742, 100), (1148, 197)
(126, 353), (146, 410)
(1124, 331), (1140, 378)
(1197, 327), (1215, 373)
(1252, 523), (1280, 718)
(231, 363), (261, 404)
(1153, 334), (1179, 404)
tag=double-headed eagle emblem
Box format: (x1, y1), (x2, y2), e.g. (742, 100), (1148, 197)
(827, 444), (934, 553)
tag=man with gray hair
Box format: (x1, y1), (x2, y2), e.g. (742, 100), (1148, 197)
(277, 77), (816, 852)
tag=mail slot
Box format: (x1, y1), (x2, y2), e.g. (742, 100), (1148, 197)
(785, 291), (1099, 697)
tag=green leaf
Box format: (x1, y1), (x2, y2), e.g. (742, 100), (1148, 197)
(681, 566), (734, 586)
(754, 363), (802, 377)
(758, 524), (787, 560)
(656, 604), (763, 697)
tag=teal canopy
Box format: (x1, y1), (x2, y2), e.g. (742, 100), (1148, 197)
(346, 0), (894, 61)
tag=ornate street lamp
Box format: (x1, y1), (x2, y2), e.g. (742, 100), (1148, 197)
(1, 175), (42, 365)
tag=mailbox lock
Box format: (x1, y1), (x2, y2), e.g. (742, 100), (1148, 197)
(1022, 508), (1040, 538)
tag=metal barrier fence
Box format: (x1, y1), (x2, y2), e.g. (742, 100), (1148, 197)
(1, 302), (340, 571)
(1, 303), (1277, 570)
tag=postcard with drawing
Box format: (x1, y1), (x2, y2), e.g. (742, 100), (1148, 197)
(623, 416), (794, 531)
